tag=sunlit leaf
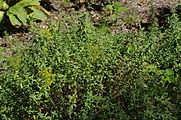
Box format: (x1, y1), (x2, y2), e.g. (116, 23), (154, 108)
(30, 5), (50, 15)
(0, 11), (4, 22)
(110, 14), (119, 18)
(80, 0), (85, 3)
(166, 69), (174, 76)
(29, 6), (48, 20)
(0, 0), (9, 10)
(105, 5), (113, 10)
(9, 7), (28, 25)
(12, 0), (40, 7)
(8, 13), (22, 26)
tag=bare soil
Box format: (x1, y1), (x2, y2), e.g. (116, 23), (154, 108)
(48, 0), (180, 32)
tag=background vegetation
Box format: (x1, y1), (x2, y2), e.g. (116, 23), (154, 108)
(0, 0), (180, 119)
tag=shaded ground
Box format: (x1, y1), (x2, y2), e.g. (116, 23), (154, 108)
(48, 0), (180, 31)
(119, 0), (179, 32)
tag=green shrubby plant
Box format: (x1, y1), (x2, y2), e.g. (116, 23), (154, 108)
(0, 10), (180, 119)
(98, 1), (128, 27)
(117, 12), (181, 119)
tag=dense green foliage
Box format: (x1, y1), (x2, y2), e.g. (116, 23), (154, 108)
(0, 11), (180, 119)
(0, 0), (49, 30)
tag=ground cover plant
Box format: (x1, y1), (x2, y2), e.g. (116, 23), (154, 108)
(0, 1), (181, 120)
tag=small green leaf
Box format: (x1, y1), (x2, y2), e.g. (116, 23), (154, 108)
(114, 1), (121, 7)
(115, 7), (128, 12)
(105, 5), (113, 10)
(166, 69), (174, 76)
(161, 69), (175, 83)
(127, 46), (134, 53)
(110, 14), (119, 18)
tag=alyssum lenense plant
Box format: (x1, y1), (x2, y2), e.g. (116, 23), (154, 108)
(0, 0), (50, 29)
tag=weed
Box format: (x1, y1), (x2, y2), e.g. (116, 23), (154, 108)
(0, 8), (180, 119)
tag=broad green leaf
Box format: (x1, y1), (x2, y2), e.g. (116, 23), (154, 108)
(29, 7), (47, 20)
(0, 11), (5, 29)
(0, 0), (4, 7)
(0, 0), (9, 10)
(0, 11), (4, 22)
(8, 0), (41, 25)
(9, 7), (28, 25)
(13, 0), (40, 7)
(8, 13), (22, 26)
(2, 1), (9, 10)
(0, 0), (3, 3)
(2, 0), (49, 27)
(30, 5), (50, 15)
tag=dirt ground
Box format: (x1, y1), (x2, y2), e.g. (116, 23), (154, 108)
(118, 0), (180, 31)
(48, 0), (180, 32)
